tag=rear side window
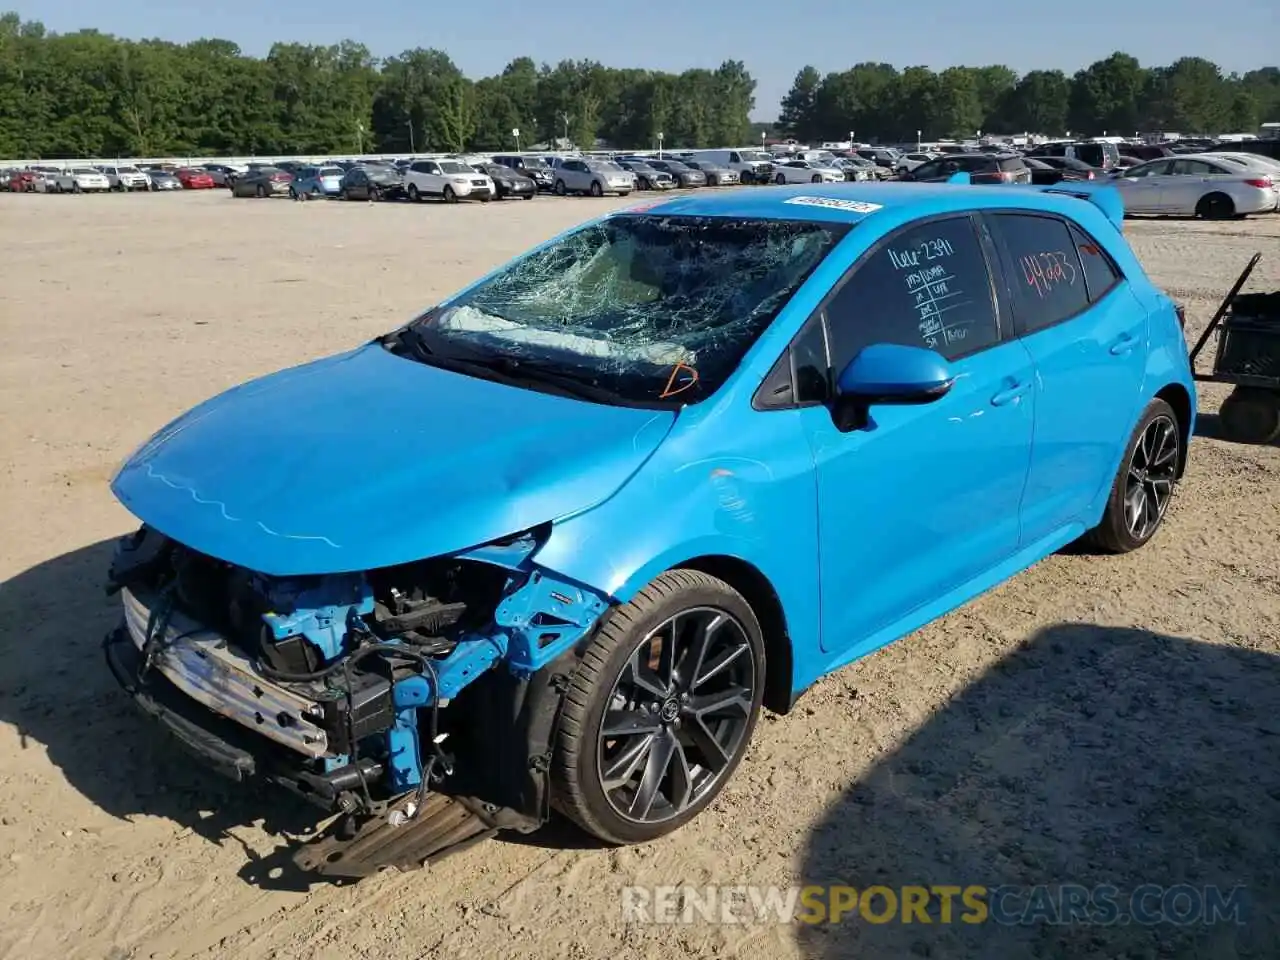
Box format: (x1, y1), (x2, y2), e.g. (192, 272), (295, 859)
(1069, 225), (1122, 301)
(989, 214), (1090, 334)
(824, 215), (1001, 365)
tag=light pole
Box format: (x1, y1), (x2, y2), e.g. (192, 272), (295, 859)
(407, 120), (415, 155)
(849, 129), (855, 148)
(561, 112), (571, 148)
(657, 131), (664, 159)
(916, 129), (922, 152)
(513, 127), (520, 152)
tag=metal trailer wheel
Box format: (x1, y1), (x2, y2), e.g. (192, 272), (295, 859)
(1219, 387), (1280, 444)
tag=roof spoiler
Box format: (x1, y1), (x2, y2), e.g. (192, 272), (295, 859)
(1028, 182), (1125, 229)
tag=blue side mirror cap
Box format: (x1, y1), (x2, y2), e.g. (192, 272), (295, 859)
(836, 343), (955, 402)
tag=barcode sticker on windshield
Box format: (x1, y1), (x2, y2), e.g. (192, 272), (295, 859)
(784, 196), (883, 213)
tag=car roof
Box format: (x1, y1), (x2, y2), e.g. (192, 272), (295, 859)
(614, 181), (1119, 227)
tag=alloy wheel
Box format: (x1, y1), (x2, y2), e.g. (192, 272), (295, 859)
(596, 607), (757, 824)
(1124, 414), (1178, 540)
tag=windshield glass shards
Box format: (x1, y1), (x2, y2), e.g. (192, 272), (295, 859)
(398, 214), (849, 407)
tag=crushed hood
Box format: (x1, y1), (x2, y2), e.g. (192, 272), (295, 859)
(111, 344), (675, 575)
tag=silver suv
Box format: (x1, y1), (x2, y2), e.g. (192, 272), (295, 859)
(551, 159), (634, 197)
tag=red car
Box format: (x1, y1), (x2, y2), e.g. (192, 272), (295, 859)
(6, 170), (35, 192)
(176, 167), (216, 189)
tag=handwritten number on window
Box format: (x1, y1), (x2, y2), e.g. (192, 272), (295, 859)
(1019, 251), (1077, 300)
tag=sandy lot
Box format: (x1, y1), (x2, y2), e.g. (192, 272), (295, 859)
(1, 191), (1278, 960)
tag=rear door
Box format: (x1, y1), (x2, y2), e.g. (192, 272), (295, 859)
(1117, 159), (1174, 213)
(985, 212), (1145, 544)
(1167, 158), (1226, 214)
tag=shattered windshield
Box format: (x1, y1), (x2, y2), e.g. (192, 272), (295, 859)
(399, 214), (849, 407)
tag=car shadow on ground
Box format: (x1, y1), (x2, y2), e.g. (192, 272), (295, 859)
(0, 538), (329, 888)
(797, 623), (1280, 959)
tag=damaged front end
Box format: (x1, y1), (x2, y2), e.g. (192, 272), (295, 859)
(103, 522), (609, 878)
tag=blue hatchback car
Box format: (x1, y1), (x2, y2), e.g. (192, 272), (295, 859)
(105, 182), (1195, 875)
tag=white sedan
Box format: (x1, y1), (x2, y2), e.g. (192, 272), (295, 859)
(771, 160), (845, 185)
(1112, 155), (1278, 218)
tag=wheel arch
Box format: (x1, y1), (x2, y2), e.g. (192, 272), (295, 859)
(670, 554), (795, 716)
(1154, 381), (1193, 478)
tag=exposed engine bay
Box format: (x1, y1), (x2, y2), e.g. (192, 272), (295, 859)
(102, 523), (610, 877)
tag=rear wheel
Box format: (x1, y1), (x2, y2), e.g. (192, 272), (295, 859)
(1219, 387), (1280, 444)
(407, 184), (420, 202)
(554, 179), (567, 196)
(256, 184), (267, 199)
(552, 570), (765, 845)
(1083, 398), (1181, 553)
(810, 174), (822, 183)
(1196, 192), (1235, 220)
(775, 173), (786, 185)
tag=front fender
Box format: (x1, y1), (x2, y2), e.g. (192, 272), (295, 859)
(531, 404), (822, 695)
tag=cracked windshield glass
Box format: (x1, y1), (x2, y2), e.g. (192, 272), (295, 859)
(404, 214), (849, 406)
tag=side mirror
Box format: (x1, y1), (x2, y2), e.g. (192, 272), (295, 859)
(831, 343), (955, 432)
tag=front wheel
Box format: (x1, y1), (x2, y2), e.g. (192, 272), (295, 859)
(442, 185), (457, 203)
(810, 174), (822, 183)
(552, 570), (765, 845)
(775, 173), (786, 185)
(1083, 398), (1182, 553)
(407, 184), (420, 202)
(553, 179), (567, 196)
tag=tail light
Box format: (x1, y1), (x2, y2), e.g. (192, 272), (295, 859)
(1244, 177), (1273, 188)
(271, 173), (291, 182)
(996, 170), (1012, 183)
(1086, 170), (1095, 180)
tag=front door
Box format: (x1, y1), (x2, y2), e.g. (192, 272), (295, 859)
(799, 214), (1035, 658)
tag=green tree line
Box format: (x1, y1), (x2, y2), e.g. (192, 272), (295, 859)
(0, 11), (1276, 159)
(0, 12), (755, 158)
(780, 55), (1280, 143)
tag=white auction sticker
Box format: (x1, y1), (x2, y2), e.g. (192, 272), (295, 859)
(783, 196), (883, 213)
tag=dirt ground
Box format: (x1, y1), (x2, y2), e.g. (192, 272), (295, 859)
(1, 191), (1278, 960)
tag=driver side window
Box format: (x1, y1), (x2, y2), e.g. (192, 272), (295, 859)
(823, 216), (1002, 371)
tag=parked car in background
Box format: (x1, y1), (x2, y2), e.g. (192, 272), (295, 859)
(835, 156), (881, 181)
(677, 158), (740, 186)
(1112, 155), (1278, 218)
(202, 163), (248, 186)
(339, 165), (405, 201)
(551, 158), (633, 197)
(895, 152), (935, 174)
(51, 167), (111, 193)
(404, 158), (495, 203)
(144, 168), (183, 191)
(1035, 140), (1122, 171)
(771, 159), (845, 184)
(614, 159), (676, 191)
(470, 163), (536, 199)
(491, 155), (555, 191)
(175, 167), (216, 189)
(98, 164), (150, 191)
(854, 147), (901, 169)
(289, 165), (345, 200)
(898, 153), (1031, 185)
(1023, 156), (1100, 182)
(26, 165), (59, 191)
(685, 148), (774, 183)
(638, 158), (706, 188)
(231, 166), (293, 198)
(1221, 139), (1280, 162)
(1199, 151), (1280, 177)
(1121, 144), (1175, 163)
(6, 169), (36, 192)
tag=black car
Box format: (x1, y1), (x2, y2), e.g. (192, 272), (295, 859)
(898, 153), (1032, 185)
(339, 166), (406, 201)
(625, 157), (706, 187)
(1023, 156), (1100, 184)
(471, 163), (536, 199)
(1033, 140), (1121, 171)
(1222, 139), (1280, 162)
(491, 155), (555, 191)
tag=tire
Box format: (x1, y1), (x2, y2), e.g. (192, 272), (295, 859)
(638, 177), (650, 191)
(554, 179), (567, 197)
(256, 184), (267, 199)
(552, 569), (765, 845)
(1218, 387), (1280, 444)
(369, 185), (381, 202)
(72, 182), (81, 194)
(1083, 398), (1182, 553)
(810, 174), (822, 183)
(590, 180), (604, 197)
(1196, 192), (1234, 220)
(775, 173), (786, 185)
(407, 184), (420, 202)
(289, 187), (299, 201)
(443, 185), (457, 203)
(522, 192), (533, 199)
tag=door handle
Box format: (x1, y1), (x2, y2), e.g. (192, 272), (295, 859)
(990, 380), (1030, 406)
(1109, 332), (1138, 356)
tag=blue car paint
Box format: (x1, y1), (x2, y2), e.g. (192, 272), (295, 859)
(836, 343), (956, 396)
(112, 181), (1196, 734)
(111, 344), (676, 576)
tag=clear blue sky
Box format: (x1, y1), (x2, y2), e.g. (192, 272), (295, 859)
(16, 0), (1277, 120)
